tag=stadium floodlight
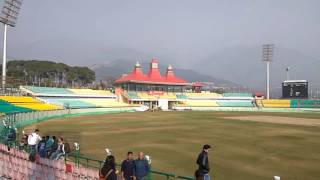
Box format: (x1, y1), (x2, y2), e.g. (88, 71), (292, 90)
(262, 44), (274, 99)
(286, 66), (290, 80)
(0, 0), (23, 90)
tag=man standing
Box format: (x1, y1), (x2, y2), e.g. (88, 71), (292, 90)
(27, 129), (42, 161)
(196, 144), (211, 180)
(134, 152), (150, 180)
(121, 151), (135, 180)
(27, 129), (42, 150)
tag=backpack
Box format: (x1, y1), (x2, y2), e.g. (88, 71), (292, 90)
(64, 143), (71, 153)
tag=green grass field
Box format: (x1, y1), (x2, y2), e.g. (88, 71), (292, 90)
(24, 111), (320, 180)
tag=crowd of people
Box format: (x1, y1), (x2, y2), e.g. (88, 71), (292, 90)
(100, 149), (150, 180)
(100, 144), (211, 180)
(5, 127), (212, 180)
(19, 129), (71, 161)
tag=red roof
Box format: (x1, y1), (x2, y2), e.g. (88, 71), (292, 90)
(115, 58), (188, 85)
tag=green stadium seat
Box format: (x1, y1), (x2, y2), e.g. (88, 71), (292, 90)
(24, 86), (74, 95)
(216, 100), (253, 107)
(0, 100), (33, 114)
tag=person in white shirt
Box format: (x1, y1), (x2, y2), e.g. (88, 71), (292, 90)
(28, 129), (42, 150)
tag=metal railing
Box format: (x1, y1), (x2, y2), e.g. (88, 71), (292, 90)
(65, 152), (194, 180)
(0, 110), (195, 180)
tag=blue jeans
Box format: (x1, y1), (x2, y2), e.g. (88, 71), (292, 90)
(204, 174), (210, 180)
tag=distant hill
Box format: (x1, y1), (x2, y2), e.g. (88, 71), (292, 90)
(93, 59), (238, 87)
(193, 46), (320, 94)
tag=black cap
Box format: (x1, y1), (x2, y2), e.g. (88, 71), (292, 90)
(203, 144), (211, 150)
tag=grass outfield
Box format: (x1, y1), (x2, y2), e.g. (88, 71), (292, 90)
(24, 111), (320, 180)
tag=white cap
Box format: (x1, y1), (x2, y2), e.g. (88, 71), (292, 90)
(105, 148), (112, 156)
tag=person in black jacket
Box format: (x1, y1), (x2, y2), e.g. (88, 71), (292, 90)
(196, 144), (211, 180)
(100, 148), (117, 180)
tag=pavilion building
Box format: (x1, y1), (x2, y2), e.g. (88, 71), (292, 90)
(114, 58), (191, 109)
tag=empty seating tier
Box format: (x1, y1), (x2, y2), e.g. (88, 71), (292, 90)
(186, 92), (222, 99)
(259, 99), (290, 108)
(216, 100), (253, 107)
(291, 99), (320, 108)
(126, 91), (140, 99)
(181, 100), (219, 107)
(43, 98), (97, 109)
(0, 100), (33, 114)
(137, 92), (157, 100)
(0, 96), (62, 111)
(223, 93), (252, 97)
(68, 88), (113, 95)
(24, 86), (74, 95)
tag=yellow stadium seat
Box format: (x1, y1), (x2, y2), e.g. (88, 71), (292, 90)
(0, 96), (63, 111)
(179, 100), (219, 107)
(259, 99), (290, 108)
(159, 93), (177, 100)
(137, 92), (157, 100)
(68, 89), (113, 95)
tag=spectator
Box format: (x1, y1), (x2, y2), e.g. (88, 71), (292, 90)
(196, 144), (211, 180)
(27, 129), (42, 151)
(50, 137), (66, 160)
(19, 131), (28, 150)
(121, 151), (135, 180)
(48, 136), (58, 157)
(45, 135), (54, 157)
(38, 137), (47, 158)
(134, 152), (149, 180)
(5, 127), (16, 151)
(100, 148), (117, 180)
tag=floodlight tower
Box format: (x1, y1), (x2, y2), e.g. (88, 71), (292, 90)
(0, 0), (23, 90)
(286, 66), (290, 80)
(262, 44), (274, 99)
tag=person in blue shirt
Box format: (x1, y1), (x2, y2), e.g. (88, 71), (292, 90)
(121, 151), (135, 180)
(134, 152), (150, 180)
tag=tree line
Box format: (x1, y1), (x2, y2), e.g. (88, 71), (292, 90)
(1, 60), (95, 87)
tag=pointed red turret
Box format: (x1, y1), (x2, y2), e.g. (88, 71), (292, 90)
(147, 58), (164, 82)
(115, 61), (147, 82)
(115, 58), (188, 85)
(165, 65), (187, 83)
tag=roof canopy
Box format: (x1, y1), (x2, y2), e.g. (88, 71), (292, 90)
(115, 58), (189, 85)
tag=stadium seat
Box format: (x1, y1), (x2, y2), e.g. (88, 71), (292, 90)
(258, 99), (291, 108)
(180, 100), (219, 107)
(216, 100), (254, 107)
(0, 99), (33, 114)
(186, 92), (222, 99)
(82, 98), (130, 107)
(0, 96), (62, 111)
(137, 92), (157, 100)
(222, 93), (252, 98)
(24, 86), (74, 95)
(126, 91), (140, 99)
(68, 88), (113, 96)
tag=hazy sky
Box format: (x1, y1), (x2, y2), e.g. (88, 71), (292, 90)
(1, 0), (320, 66)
